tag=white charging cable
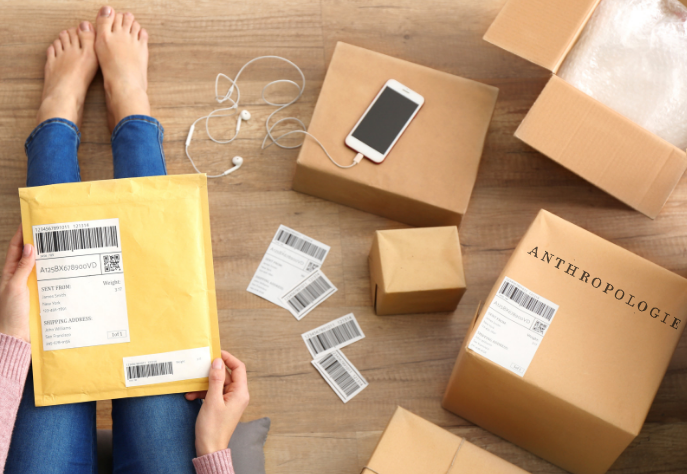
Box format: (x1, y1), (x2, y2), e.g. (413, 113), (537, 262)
(185, 56), (363, 178)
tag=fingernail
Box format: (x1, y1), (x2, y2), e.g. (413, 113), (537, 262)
(212, 358), (223, 370)
(80, 21), (90, 32)
(99, 6), (111, 17)
(23, 244), (32, 256)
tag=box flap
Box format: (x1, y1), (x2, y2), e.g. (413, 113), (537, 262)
(296, 42), (498, 218)
(484, 0), (601, 72)
(364, 407), (529, 474)
(516, 76), (687, 218)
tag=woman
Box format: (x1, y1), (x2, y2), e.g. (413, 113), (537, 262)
(0, 6), (247, 474)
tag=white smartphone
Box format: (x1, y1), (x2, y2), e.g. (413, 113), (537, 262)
(345, 79), (424, 164)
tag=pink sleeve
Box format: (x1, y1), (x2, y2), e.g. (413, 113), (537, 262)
(192, 449), (235, 474)
(0, 333), (32, 471)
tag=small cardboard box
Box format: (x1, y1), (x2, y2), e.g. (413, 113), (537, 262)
(293, 42), (498, 228)
(362, 406), (530, 474)
(442, 210), (687, 474)
(484, 0), (687, 218)
(368, 227), (466, 315)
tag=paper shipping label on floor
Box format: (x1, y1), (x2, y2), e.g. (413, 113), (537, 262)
(302, 313), (364, 359)
(33, 218), (130, 351)
(468, 276), (559, 377)
(123, 346), (212, 387)
(281, 269), (337, 320)
(247, 225), (331, 310)
(312, 349), (368, 403)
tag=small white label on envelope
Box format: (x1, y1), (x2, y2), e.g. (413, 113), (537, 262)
(123, 346), (212, 387)
(33, 218), (130, 351)
(468, 276), (559, 377)
(247, 225), (331, 309)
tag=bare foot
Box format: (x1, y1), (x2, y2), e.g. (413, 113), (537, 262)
(37, 22), (99, 128)
(95, 6), (150, 132)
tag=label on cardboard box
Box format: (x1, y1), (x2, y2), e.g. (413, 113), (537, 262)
(468, 276), (559, 376)
(33, 218), (130, 351)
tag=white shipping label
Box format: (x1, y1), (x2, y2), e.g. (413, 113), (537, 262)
(302, 313), (365, 359)
(33, 219), (130, 351)
(281, 269), (337, 320)
(247, 225), (331, 309)
(123, 346), (212, 387)
(468, 276), (559, 377)
(312, 349), (368, 403)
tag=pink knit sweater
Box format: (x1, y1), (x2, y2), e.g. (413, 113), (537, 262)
(0, 333), (234, 474)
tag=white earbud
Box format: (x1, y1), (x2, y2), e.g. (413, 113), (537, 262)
(222, 156), (243, 176)
(236, 110), (251, 133)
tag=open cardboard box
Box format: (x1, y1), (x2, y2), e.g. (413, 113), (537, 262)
(442, 210), (687, 474)
(484, 0), (687, 218)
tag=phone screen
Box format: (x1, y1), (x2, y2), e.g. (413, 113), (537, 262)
(351, 87), (420, 154)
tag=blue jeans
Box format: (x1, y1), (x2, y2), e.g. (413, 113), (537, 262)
(7, 116), (201, 474)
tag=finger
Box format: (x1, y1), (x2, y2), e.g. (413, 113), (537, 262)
(184, 390), (207, 401)
(206, 357), (226, 404)
(9, 243), (35, 286)
(2, 226), (24, 284)
(221, 351), (247, 388)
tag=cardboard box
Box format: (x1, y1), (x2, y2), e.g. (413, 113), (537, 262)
(483, 0), (687, 218)
(293, 42), (498, 228)
(362, 406), (529, 474)
(368, 227), (466, 315)
(442, 210), (687, 474)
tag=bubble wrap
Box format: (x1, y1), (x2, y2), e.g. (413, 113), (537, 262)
(558, 0), (687, 150)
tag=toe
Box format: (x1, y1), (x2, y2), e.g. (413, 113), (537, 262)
(59, 30), (70, 46)
(78, 21), (95, 48)
(96, 5), (114, 34)
(122, 12), (135, 32)
(131, 21), (141, 37)
(46, 44), (56, 59)
(113, 12), (124, 31)
(139, 28), (148, 43)
(53, 38), (63, 55)
(67, 28), (79, 47)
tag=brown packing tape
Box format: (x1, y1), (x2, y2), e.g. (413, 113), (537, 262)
(362, 438), (466, 474)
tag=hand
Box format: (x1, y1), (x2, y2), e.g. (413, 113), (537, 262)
(0, 226), (36, 343)
(187, 350), (250, 457)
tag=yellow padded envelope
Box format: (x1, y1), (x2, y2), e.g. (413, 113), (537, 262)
(19, 174), (221, 406)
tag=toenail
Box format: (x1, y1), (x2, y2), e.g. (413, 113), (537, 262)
(99, 6), (111, 17)
(79, 21), (90, 31)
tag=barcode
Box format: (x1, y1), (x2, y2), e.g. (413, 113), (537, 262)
(125, 362), (173, 380)
(276, 229), (326, 261)
(35, 226), (118, 255)
(499, 281), (555, 321)
(317, 353), (360, 397)
(307, 320), (361, 356)
(287, 276), (332, 314)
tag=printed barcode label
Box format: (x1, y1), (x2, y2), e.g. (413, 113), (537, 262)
(498, 280), (555, 321)
(468, 276), (559, 377)
(275, 228), (327, 261)
(281, 269), (337, 320)
(123, 347), (212, 387)
(35, 226), (119, 255)
(312, 349), (368, 403)
(126, 362), (173, 381)
(302, 313), (365, 359)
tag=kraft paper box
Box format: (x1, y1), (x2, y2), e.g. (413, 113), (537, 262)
(19, 174), (221, 406)
(293, 42), (498, 228)
(368, 227), (466, 315)
(362, 406), (529, 474)
(442, 210), (687, 474)
(483, 0), (687, 218)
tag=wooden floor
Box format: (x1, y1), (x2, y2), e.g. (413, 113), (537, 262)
(1, 1), (686, 472)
